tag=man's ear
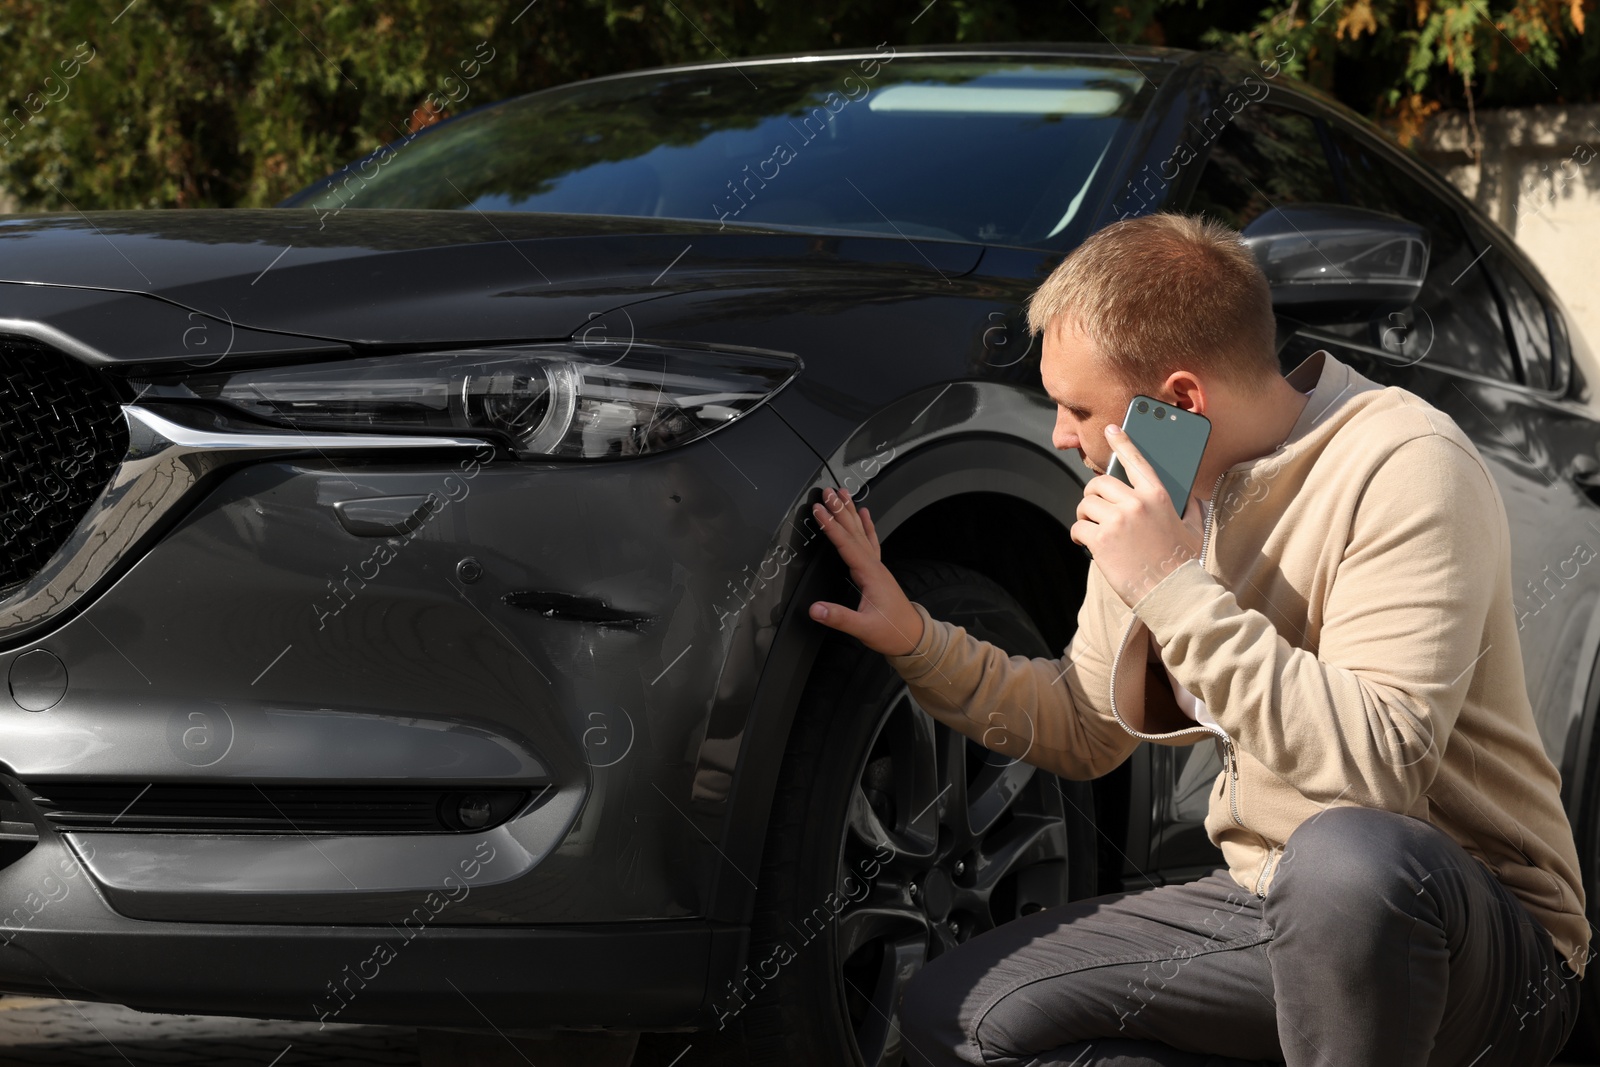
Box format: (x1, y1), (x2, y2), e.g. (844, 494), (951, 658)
(1165, 371), (1206, 415)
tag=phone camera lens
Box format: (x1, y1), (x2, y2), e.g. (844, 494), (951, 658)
(1135, 400), (1149, 414)
(1153, 406), (1165, 419)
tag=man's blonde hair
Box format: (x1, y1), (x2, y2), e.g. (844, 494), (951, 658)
(1026, 212), (1278, 392)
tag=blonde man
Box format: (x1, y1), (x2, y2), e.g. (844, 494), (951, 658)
(808, 212), (1587, 1066)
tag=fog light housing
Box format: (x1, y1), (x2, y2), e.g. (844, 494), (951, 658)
(437, 789), (526, 831)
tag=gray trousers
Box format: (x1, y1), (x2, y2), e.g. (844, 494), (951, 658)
(899, 806), (1581, 1066)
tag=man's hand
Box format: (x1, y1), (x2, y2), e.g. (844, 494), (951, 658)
(808, 487), (926, 656)
(1073, 423), (1206, 607)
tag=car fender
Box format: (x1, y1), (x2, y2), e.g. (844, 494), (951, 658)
(697, 381), (1088, 1013)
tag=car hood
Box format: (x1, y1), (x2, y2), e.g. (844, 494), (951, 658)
(0, 210), (982, 363)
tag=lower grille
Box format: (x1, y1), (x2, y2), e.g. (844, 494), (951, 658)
(0, 339), (128, 592)
(25, 782), (533, 834)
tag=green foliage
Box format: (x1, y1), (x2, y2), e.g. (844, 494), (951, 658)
(0, 0), (1589, 211)
(1187, 0), (1590, 139)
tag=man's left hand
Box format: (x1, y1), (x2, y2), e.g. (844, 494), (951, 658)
(1071, 423), (1206, 607)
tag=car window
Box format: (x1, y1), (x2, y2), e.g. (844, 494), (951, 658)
(1484, 249), (1560, 392)
(1326, 128), (1517, 383)
(281, 57), (1157, 249)
(1548, 302), (1577, 395)
(1186, 106), (1341, 229)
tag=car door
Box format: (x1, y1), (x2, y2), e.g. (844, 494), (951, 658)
(1310, 121), (1600, 775)
(1157, 91), (1600, 878)
(1460, 219), (1600, 774)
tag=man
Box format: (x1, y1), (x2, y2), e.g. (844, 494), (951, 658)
(806, 212), (1588, 1065)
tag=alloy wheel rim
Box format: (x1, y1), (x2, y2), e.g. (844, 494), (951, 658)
(833, 686), (1071, 1066)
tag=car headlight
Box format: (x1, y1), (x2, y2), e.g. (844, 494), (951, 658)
(142, 341), (800, 459)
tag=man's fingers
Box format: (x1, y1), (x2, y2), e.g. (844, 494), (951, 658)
(859, 506), (879, 553)
(1105, 425), (1158, 494)
(817, 487), (870, 543)
(813, 499), (862, 543)
(1075, 493), (1120, 527)
(808, 598), (863, 635)
(823, 487), (865, 535)
(812, 500), (876, 572)
(1084, 471), (1137, 505)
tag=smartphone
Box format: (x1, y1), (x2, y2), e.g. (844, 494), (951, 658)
(1103, 395), (1211, 516)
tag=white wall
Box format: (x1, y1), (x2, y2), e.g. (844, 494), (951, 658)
(1417, 103), (1600, 353)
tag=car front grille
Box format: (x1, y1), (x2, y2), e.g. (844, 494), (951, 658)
(0, 339), (128, 593)
(23, 782), (534, 834)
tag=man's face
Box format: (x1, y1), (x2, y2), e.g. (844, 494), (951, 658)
(1039, 316), (1138, 476)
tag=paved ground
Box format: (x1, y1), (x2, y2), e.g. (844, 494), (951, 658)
(0, 998), (1582, 1066)
(0, 999), (706, 1067)
(0, 997), (419, 1066)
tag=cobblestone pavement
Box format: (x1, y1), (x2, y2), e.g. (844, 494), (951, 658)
(0, 997), (418, 1066)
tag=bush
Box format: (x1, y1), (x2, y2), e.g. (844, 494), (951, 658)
(0, 0), (1588, 210)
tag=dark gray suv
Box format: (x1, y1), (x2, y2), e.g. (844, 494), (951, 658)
(1, 42), (1597, 1067)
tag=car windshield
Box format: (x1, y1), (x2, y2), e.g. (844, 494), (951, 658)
(282, 55), (1159, 248)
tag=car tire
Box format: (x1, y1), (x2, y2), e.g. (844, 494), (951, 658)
(734, 558), (1098, 1067)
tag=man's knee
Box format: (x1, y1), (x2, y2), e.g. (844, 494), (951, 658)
(1272, 806), (1446, 907)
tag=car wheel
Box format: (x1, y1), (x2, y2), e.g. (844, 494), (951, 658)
(736, 559), (1097, 1067)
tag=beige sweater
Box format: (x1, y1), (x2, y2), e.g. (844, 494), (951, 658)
(887, 349), (1590, 976)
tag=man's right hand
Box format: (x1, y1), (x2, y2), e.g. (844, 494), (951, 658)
(807, 486), (927, 657)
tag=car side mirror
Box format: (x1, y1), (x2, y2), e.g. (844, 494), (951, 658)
(1241, 203), (1430, 326)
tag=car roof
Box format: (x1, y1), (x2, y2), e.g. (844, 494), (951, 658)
(554, 41), (1196, 89)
